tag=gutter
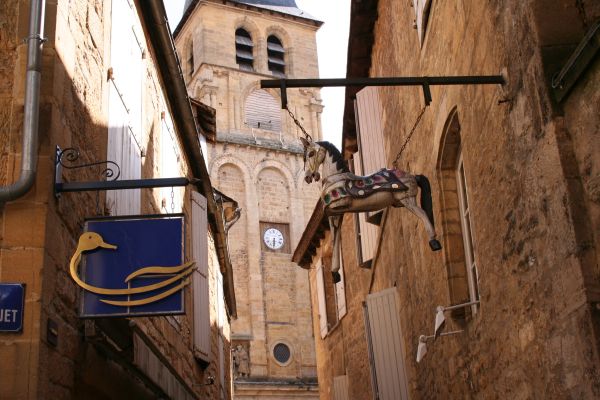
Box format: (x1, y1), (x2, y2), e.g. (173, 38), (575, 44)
(135, 0), (237, 318)
(0, 0), (46, 202)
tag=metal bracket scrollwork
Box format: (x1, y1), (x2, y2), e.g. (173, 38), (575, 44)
(54, 145), (192, 198)
(57, 147), (121, 180)
(54, 146), (121, 198)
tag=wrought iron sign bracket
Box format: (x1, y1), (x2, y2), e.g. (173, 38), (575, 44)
(54, 146), (192, 198)
(261, 75), (505, 108)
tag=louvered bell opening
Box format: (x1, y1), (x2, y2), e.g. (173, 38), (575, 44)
(236, 28), (254, 71)
(267, 35), (285, 76)
(267, 41), (284, 52)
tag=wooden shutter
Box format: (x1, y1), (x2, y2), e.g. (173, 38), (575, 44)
(356, 87), (385, 174)
(365, 288), (410, 400)
(107, 0), (142, 216)
(335, 245), (346, 318)
(333, 375), (350, 400)
(192, 192), (210, 362)
(316, 261), (328, 338)
(354, 87), (385, 264)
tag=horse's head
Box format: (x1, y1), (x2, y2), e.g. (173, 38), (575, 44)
(300, 137), (326, 183)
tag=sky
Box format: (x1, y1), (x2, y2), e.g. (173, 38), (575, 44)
(164, 0), (351, 148)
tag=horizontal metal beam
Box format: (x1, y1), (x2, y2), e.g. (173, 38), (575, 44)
(55, 177), (191, 193)
(261, 75), (505, 107)
(261, 76), (505, 88)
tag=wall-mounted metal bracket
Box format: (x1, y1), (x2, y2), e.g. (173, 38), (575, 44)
(261, 75), (505, 107)
(54, 146), (192, 198)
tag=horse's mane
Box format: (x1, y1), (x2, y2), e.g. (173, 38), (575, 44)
(316, 141), (349, 173)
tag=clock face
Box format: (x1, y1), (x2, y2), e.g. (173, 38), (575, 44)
(263, 228), (284, 250)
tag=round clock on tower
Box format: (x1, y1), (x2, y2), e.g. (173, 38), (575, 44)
(263, 228), (284, 250)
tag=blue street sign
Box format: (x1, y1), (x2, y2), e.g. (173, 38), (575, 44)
(79, 215), (187, 318)
(0, 283), (25, 332)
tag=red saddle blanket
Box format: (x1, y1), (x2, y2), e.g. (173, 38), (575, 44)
(323, 169), (408, 206)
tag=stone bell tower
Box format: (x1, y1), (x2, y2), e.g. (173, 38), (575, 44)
(175, 1), (323, 397)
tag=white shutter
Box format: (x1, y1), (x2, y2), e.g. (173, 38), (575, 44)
(192, 192), (210, 361)
(354, 87), (385, 264)
(316, 261), (328, 338)
(107, 0), (142, 216)
(356, 87), (385, 174)
(161, 113), (183, 212)
(335, 245), (346, 318)
(333, 375), (350, 400)
(365, 288), (410, 400)
(216, 269), (226, 398)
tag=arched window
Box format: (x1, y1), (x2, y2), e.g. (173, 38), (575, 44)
(267, 35), (285, 77)
(235, 28), (254, 71)
(244, 89), (281, 131)
(437, 109), (480, 316)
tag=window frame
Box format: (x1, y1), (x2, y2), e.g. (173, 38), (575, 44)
(267, 35), (285, 77)
(455, 151), (480, 314)
(413, 0), (433, 47)
(235, 28), (254, 71)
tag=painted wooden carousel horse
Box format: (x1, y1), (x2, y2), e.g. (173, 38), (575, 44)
(300, 137), (441, 282)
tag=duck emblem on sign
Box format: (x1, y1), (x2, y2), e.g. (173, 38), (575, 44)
(74, 216), (193, 317)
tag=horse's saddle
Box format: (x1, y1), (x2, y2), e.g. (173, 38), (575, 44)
(323, 168), (408, 206)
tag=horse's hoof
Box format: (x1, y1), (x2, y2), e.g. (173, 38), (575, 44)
(332, 271), (341, 283)
(429, 239), (442, 251)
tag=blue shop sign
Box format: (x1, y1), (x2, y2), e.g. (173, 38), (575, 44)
(74, 215), (191, 318)
(0, 283), (25, 332)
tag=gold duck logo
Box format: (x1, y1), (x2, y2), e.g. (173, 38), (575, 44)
(70, 232), (195, 307)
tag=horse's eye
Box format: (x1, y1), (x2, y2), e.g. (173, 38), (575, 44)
(308, 150), (315, 157)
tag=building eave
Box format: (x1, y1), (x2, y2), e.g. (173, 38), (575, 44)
(291, 199), (329, 269)
(174, 0), (322, 39)
(135, 0), (237, 318)
(341, 0), (379, 158)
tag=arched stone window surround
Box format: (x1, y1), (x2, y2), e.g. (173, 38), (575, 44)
(253, 160), (296, 191)
(436, 106), (477, 316)
(264, 25), (292, 76)
(241, 83), (283, 133)
(233, 17), (261, 67)
(210, 154), (253, 186)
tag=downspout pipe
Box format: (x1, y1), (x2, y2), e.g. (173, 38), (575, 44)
(0, 0), (45, 202)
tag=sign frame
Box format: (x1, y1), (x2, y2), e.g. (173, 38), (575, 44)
(0, 283), (26, 333)
(79, 213), (187, 319)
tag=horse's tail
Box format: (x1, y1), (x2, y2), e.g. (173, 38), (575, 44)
(416, 175), (434, 227)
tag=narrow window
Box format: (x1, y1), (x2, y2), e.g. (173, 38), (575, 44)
(267, 35), (285, 77)
(438, 109), (480, 315)
(456, 153), (480, 311)
(413, 0), (433, 46)
(187, 40), (194, 79)
(235, 28), (254, 71)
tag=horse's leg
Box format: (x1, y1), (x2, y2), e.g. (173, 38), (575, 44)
(399, 195), (442, 251)
(328, 215), (342, 283)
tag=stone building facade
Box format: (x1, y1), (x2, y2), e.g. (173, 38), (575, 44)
(175, 0), (322, 397)
(0, 1), (237, 399)
(294, 1), (600, 399)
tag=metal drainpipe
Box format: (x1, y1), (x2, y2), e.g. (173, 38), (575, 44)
(0, 0), (46, 202)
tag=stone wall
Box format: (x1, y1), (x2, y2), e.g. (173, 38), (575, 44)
(0, 1), (231, 399)
(305, 1), (600, 399)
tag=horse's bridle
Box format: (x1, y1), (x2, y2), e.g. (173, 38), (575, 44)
(305, 145), (325, 173)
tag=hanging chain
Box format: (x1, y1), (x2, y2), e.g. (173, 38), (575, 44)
(170, 187), (175, 213)
(392, 105), (427, 168)
(286, 106), (312, 141)
(95, 191), (101, 215)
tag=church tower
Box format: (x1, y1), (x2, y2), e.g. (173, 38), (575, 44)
(175, 1), (322, 397)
